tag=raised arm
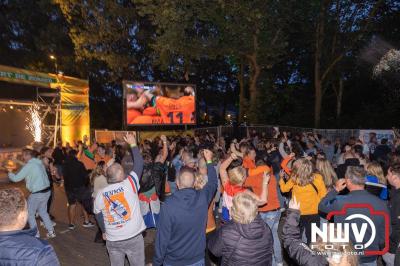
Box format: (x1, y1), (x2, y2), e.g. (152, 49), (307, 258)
(230, 142), (243, 158)
(252, 171), (270, 206)
(318, 179), (344, 214)
(124, 132), (144, 177)
(127, 89), (155, 109)
(202, 149), (218, 203)
(159, 135), (168, 163)
(219, 153), (238, 185)
(8, 162), (32, 183)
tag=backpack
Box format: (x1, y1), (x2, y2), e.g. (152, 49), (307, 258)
(139, 164), (155, 193)
(167, 161), (177, 182)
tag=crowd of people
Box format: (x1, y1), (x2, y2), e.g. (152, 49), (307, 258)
(2, 129), (400, 266)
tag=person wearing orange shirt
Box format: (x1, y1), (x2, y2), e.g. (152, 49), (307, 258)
(127, 86), (195, 125)
(219, 153), (270, 222)
(155, 95), (195, 124)
(77, 142), (96, 171)
(245, 162), (283, 266)
(242, 147), (257, 170)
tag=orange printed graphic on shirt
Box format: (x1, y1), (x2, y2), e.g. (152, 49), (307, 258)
(156, 96), (195, 124)
(102, 188), (131, 226)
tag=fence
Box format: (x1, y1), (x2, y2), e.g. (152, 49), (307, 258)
(94, 126), (393, 143)
(196, 125), (362, 142)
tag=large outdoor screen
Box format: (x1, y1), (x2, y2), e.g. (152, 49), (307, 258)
(123, 81), (196, 126)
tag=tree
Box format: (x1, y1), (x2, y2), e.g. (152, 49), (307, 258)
(311, 0), (384, 127)
(134, 0), (289, 124)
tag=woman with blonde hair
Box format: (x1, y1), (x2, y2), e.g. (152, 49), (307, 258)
(90, 160), (108, 243)
(316, 158), (338, 189)
(219, 152), (270, 222)
(90, 161), (108, 199)
(208, 192), (273, 265)
(365, 161), (388, 200)
(279, 158), (327, 244)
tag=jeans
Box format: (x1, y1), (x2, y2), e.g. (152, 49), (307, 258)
(165, 259), (205, 266)
(27, 191), (54, 236)
(106, 234), (145, 266)
(299, 214), (320, 245)
(260, 210), (282, 264)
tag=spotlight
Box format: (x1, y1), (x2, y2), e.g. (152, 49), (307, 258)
(10, 105), (14, 110)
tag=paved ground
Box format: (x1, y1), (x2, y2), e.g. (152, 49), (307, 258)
(0, 172), (155, 266)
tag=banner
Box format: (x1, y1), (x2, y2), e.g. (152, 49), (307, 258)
(95, 130), (194, 144)
(358, 129), (395, 144)
(0, 65), (90, 144)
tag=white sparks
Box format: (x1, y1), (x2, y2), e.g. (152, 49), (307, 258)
(26, 103), (42, 142)
(373, 49), (400, 77)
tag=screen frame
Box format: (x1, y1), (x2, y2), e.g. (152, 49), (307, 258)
(122, 80), (197, 128)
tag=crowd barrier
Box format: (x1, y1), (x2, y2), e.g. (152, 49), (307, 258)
(197, 125), (361, 142)
(94, 126), (395, 143)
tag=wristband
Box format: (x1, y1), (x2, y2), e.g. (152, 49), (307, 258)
(129, 144), (137, 148)
(207, 160), (213, 164)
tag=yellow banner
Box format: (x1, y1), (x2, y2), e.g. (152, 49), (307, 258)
(0, 65), (90, 144)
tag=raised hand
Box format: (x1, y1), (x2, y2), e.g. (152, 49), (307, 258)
(160, 135), (167, 143)
(334, 179), (347, 192)
(230, 152), (238, 160)
(263, 171), (271, 185)
(124, 132), (137, 146)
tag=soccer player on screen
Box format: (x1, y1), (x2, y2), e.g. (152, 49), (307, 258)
(127, 86), (195, 124)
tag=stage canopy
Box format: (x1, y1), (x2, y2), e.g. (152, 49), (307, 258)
(0, 64), (90, 144)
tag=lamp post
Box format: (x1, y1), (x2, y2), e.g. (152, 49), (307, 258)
(49, 55), (58, 74)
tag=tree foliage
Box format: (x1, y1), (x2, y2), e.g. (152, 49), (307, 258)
(1, 0), (399, 129)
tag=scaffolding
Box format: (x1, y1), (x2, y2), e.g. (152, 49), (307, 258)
(0, 88), (61, 147)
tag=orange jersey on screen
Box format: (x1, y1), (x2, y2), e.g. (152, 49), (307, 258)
(132, 115), (164, 125)
(155, 96), (195, 124)
(127, 109), (142, 124)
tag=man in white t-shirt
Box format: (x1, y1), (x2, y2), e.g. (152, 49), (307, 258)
(94, 133), (146, 266)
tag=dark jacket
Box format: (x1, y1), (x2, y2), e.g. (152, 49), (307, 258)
(282, 209), (328, 266)
(208, 215), (273, 266)
(153, 164), (218, 266)
(52, 147), (65, 165)
(139, 162), (166, 202)
(265, 149), (282, 174)
(62, 156), (88, 191)
(0, 228), (60, 266)
(389, 188), (400, 253)
(373, 144), (391, 163)
(319, 189), (390, 263)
